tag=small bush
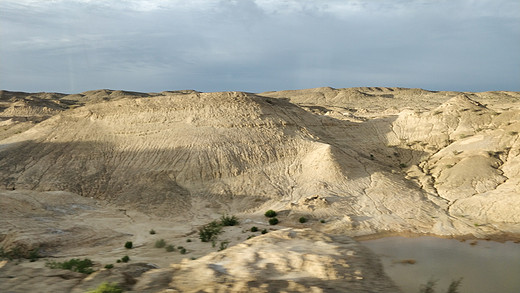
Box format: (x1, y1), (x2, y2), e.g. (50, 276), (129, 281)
(219, 241), (229, 251)
(116, 259), (121, 263)
(165, 245), (175, 252)
(149, 229), (156, 235)
(199, 221), (222, 242)
(261, 229), (268, 234)
(264, 210), (277, 218)
(269, 218), (279, 225)
(186, 239), (192, 242)
(104, 264), (114, 269)
(399, 163), (407, 168)
(28, 248), (41, 262)
(124, 241), (133, 249)
(299, 217), (307, 223)
(86, 282), (123, 293)
(155, 239), (166, 248)
(320, 219), (326, 223)
(220, 215), (239, 226)
(250, 226), (258, 232)
(46, 258), (94, 274)
(121, 255), (130, 263)
(180, 248), (187, 254)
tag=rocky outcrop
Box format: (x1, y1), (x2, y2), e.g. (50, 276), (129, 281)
(135, 229), (401, 293)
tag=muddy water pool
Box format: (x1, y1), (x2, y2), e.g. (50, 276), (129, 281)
(363, 236), (520, 293)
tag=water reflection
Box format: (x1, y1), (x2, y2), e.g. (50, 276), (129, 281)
(363, 236), (520, 293)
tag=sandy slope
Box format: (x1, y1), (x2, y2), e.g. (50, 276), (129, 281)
(0, 87), (519, 292)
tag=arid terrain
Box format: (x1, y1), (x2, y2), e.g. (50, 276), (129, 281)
(1, 87), (519, 292)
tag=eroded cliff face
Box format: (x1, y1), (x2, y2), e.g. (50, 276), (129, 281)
(1, 88), (519, 238)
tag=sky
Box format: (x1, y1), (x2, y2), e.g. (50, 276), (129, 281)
(1, 0), (519, 94)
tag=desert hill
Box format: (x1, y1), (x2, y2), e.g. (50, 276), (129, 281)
(1, 87), (519, 237)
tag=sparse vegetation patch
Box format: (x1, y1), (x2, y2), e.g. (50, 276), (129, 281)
(199, 221), (222, 242)
(46, 258), (94, 274)
(220, 215), (239, 226)
(86, 282), (123, 293)
(155, 239), (166, 248)
(0, 246), (41, 261)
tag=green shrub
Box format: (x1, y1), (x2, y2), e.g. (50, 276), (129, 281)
(155, 239), (166, 248)
(261, 229), (268, 234)
(121, 255), (130, 263)
(220, 215), (239, 226)
(186, 239), (192, 242)
(180, 248), (187, 254)
(199, 221), (222, 242)
(46, 258), (94, 274)
(264, 210), (277, 217)
(124, 241), (133, 249)
(320, 219), (326, 223)
(149, 229), (156, 235)
(250, 226), (258, 232)
(104, 264), (114, 269)
(299, 217), (307, 223)
(165, 245), (175, 252)
(28, 248), (41, 262)
(86, 282), (123, 293)
(219, 241), (229, 251)
(0, 246), (40, 261)
(269, 218), (279, 225)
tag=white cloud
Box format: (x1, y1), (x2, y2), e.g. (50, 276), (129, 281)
(0, 0), (519, 93)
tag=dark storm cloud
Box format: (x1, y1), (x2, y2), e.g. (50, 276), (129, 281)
(1, 0), (519, 93)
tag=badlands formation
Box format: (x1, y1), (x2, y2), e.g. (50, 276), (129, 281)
(1, 87), (519, 292)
